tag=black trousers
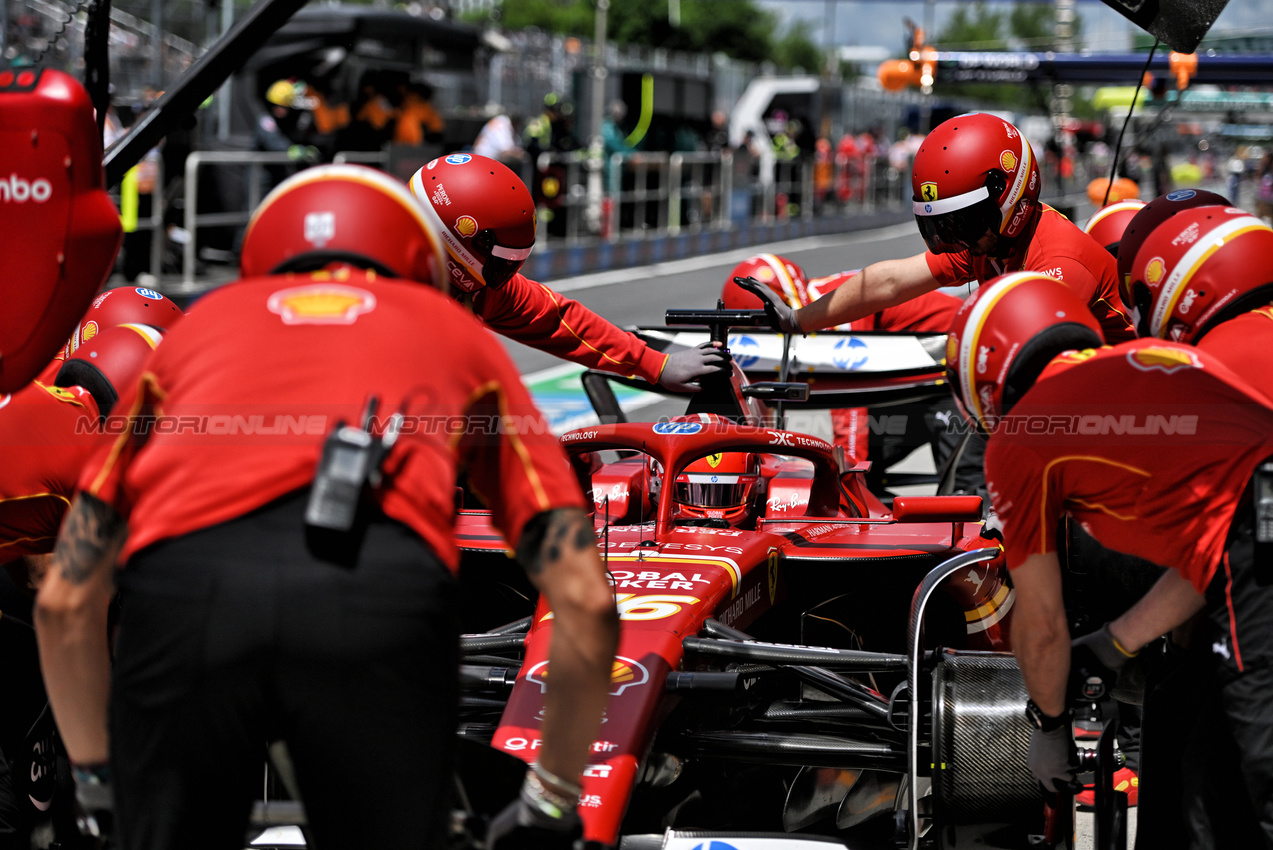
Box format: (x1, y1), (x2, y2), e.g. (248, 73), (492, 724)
(111, 490), (460, 850)
(1184, 505), (1273, 848)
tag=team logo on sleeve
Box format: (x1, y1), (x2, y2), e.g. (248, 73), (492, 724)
(267, 284), (377, 325)
(999, 150), (1017, 172)
(1128, 345), (1201, 374)
(920, 182), (939, 202)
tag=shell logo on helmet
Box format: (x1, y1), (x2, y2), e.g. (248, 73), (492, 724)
(945, 334), (958, 365)
(999, 150), (1017, 172)
(455, 216), (478, 238)
(1127, 346), (1201, 374)
(920, 182), (939, 201)
(1145, 257), (1166, 284)
(81, 321), (99, 343)
(267, 284), (377, 325)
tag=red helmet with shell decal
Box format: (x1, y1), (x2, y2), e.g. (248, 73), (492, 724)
(64, 285), (185, 359)
(947, 272), (1103, 433)
(407, 153), (536, 294)
(721, 254), (811, 309)
(55, 323), (163, 417)
(1114, 188), (1231, 307)
(239, 164), (445, 288)
(911, 113), (1041, 257)
(1083, 199), (1146, 257)
(1125, 205), (1273, 344)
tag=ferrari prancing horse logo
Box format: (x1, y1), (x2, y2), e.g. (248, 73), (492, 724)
(920, 182), (939, 202)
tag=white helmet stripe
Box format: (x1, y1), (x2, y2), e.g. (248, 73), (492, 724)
(1150, 215), (1270, 337)
(957, 271), (1037, 426)
(913, 186), (989, 216)
(1000, 135), (1032, 230)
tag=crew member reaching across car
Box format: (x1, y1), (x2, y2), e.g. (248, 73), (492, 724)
(34, 165), (619, 850)
(407, 154), (728, 392)
(721, 254), (980, 493)
(948, 272), (1273, 846)
(737, 113), (1135, 344)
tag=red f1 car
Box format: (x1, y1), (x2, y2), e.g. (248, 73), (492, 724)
(446, 309), (1076, 850)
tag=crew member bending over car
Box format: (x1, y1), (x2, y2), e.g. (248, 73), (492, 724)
(738, 113), (1135, 344)
(948, 272), (1273, 847)
(1126, 204), (1273, 400)
(34, 165), (619, 850)
(408, 154), (728, 392)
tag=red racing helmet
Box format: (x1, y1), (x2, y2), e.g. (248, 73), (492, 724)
(721, 254), (811, 309)
(947, 272), (1103, 433)
(0, 69), (123, 392)
(1115, 188), (1231, 305)
(407, 154), (536, 294)
(240, 164), (445, 288)
(55, 323), (163, 416)
(1083, 199), (1146, 257)
(1126, 206), (1273, 344)
(65, 285), (185, 358)
(911, 113), (1041, 256)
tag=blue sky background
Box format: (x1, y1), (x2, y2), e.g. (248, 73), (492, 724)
(757, 0), (1270, 56)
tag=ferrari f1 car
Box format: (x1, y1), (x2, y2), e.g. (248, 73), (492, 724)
(445, 310), (1123, 850)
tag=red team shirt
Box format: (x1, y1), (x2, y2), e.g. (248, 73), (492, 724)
(79, 271), (585, 568)
(0, 382), (101, 561)
(474, 273), (669, 384)
(926, 206), (1135, 343)
(1197, 306), (1273, 402)
(985, 340), (1273, 593)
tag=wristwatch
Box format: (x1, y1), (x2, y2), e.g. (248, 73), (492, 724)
(1024, 699), (1070, 733)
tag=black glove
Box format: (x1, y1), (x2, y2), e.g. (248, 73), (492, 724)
(1070, 622), (1137, 707)
(659, 342), (731, 392)
(733, 276), (802, 334)
(487, 774), (582, 850)
(71, 762), (114, 841)
(1027, 724), (1082, 794)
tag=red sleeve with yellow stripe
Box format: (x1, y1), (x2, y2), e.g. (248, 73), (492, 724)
(452, 357), (585, 550)
(475, 273), (668, 384)
(77, 370), (164, 519)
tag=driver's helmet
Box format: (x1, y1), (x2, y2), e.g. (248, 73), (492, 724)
(911, 113), (1041, 257)
(661, 414), (761, 525)
(673, 451), (762, 526)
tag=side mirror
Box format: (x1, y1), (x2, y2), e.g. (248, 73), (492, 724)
(893, 495), (983, 523)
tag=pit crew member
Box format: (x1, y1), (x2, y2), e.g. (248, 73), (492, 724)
(1126, 205), (1273, 400)
(722, 254), (981, 493)
(408, 154), (727, 392)
(1083, 199), (1146, 257)
(36, 285), (185, 384)
(737, 113), (1134, 344)
(949, 272), (1273, 845)
(35, 165), (619, 850)
(1113, 188), (1230, 301)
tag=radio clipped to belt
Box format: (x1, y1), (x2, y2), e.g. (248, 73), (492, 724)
(305, 397), (404, 533)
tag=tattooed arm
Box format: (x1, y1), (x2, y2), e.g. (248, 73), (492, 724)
(515, 508), (618, 796)
(34, 493), (127, 765)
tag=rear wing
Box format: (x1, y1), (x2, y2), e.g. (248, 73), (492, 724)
(632, 326), (951, 410)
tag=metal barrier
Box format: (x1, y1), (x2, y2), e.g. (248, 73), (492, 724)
(181, 150), (305, 286)
(171, 145), (909, 286)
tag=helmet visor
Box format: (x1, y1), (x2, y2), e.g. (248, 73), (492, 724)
(913, 186), (1004, 255)
(674, 475), (751, 508)
(477, 233), (534, 289)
